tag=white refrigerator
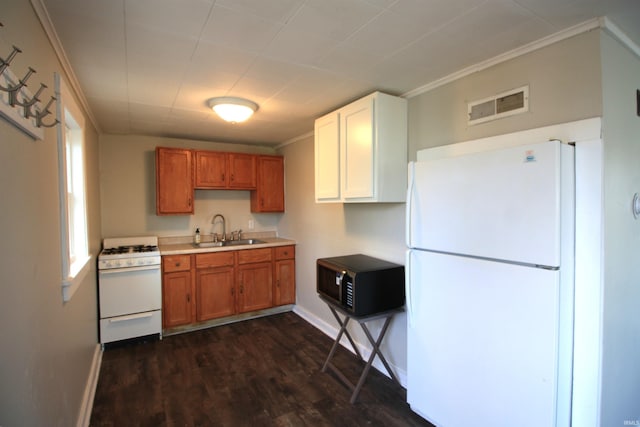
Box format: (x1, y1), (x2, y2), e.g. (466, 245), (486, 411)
(405, 140), (575, 427)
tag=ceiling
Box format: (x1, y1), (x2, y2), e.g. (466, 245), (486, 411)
(40, 0), (640, 147)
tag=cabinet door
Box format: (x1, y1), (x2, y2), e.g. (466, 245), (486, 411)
(228, 153), (257, 189)
(251, 156), (284, 212)
(194, 150), (227, 188)
(196, 267), (235, 321)
(162, 271), (192, 328)
(274, 259), (295, 306)
(156, 147), (194, 215)
(314, 112), (341, 202)
(237, 262), (273, 313)
(341, 96), (374, 199)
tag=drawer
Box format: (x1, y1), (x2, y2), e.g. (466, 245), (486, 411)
(196, 251), (235, 269)
(163, 255), (191, 272)
(274, 245), (295, 260)
(100, 310), (162, 344)
(237, 248), (272, 264)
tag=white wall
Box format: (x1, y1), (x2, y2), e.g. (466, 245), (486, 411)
(0, 1), (101, 425)
(277, 135), (409, 381)
(599, 30), (640, 425)
(408, 30), (602, 157)
(99, 134), (278, 238)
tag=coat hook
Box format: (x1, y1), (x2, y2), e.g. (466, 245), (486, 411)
(0, 45), (22, 77)
(35, 96), (58, 128)
(37, 117), (60, 128)
(0, 66), (35, 93)
(11, 83), (47, 118)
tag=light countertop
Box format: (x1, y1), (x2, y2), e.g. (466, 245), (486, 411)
(158, 233), (295, 256)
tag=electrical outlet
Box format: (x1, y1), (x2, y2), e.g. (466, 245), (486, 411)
(248, 219), (255, 230)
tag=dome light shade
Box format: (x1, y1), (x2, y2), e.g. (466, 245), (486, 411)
(207, 97), (258, 123)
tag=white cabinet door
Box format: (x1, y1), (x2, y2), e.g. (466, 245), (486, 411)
(314, 112), (341, 202)
(341, 96), (374, 199)
(313, 91), (407, 203)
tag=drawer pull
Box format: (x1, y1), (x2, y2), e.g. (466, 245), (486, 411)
(109, 312), (153, 323)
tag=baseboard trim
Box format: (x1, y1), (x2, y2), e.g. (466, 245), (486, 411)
(293, 305), (407, 387)
(77, 344), (102, 427)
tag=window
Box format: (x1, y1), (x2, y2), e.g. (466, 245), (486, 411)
(56, 73), (90, 302)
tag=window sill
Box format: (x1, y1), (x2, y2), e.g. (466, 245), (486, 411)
(62, 255), (92, 302)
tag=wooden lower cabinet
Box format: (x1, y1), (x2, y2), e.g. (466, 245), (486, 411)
(162, 255), (193, 328)
(195, 252), (235, 321)
(196, 267), (235, 321)
(237, 248), (273, 313)
(237, 262), (273, 313)
(162, 245), (295, 331)
(274, 246), (295, 306)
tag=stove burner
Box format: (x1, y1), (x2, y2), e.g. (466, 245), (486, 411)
(102, 245), (159, 255)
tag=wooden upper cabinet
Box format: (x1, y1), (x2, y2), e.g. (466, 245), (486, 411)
(194, 151), (227, 188)
(251, 155), (284, 213)
(228, 153), (257, 189)
(195, 151), (256, 189)
(156, 147), (194, 215)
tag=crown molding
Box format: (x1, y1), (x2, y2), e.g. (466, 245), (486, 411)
(30, 0), (100, 132)
(402, 18), (602, 99)
(277, 130), (314, 149)
(599, 16), (640, 58)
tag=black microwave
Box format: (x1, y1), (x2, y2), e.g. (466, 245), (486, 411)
(317, 254), (405, 316)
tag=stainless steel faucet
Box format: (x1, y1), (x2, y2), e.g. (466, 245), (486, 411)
(211, 214), (226, 241)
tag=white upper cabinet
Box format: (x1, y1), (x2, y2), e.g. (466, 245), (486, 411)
(314, 92), (407, 203)
(314, 111), (341, 202)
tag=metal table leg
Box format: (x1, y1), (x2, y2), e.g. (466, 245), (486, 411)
(320, 301), (402, 403)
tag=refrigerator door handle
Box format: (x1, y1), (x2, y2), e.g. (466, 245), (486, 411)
(406, 162), (415, 248)
(405, 250), (413, 327)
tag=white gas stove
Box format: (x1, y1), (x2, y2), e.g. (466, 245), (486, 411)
(98, 236), (162, 346)
(98, 236), (161, 270)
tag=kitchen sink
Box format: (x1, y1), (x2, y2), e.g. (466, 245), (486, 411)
(196, 241), (224, 248)
(222, 239), (265, 246)
(194, 239), (265, 248)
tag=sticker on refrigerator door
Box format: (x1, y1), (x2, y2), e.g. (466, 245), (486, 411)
(524, 150), (536, 162)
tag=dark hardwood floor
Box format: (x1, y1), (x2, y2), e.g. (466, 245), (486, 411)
(90, 312), (433, 427)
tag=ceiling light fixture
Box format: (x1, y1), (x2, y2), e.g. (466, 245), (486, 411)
(207, 97), (258, 123)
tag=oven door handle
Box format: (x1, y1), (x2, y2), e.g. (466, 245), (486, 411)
(99, 265), (161, 274)
(109, 312), (154, 323)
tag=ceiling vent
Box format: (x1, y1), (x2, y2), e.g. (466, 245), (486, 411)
(468, 86), (529, 125)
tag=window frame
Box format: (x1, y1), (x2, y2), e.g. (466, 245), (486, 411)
(56, 73), (90, 302)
